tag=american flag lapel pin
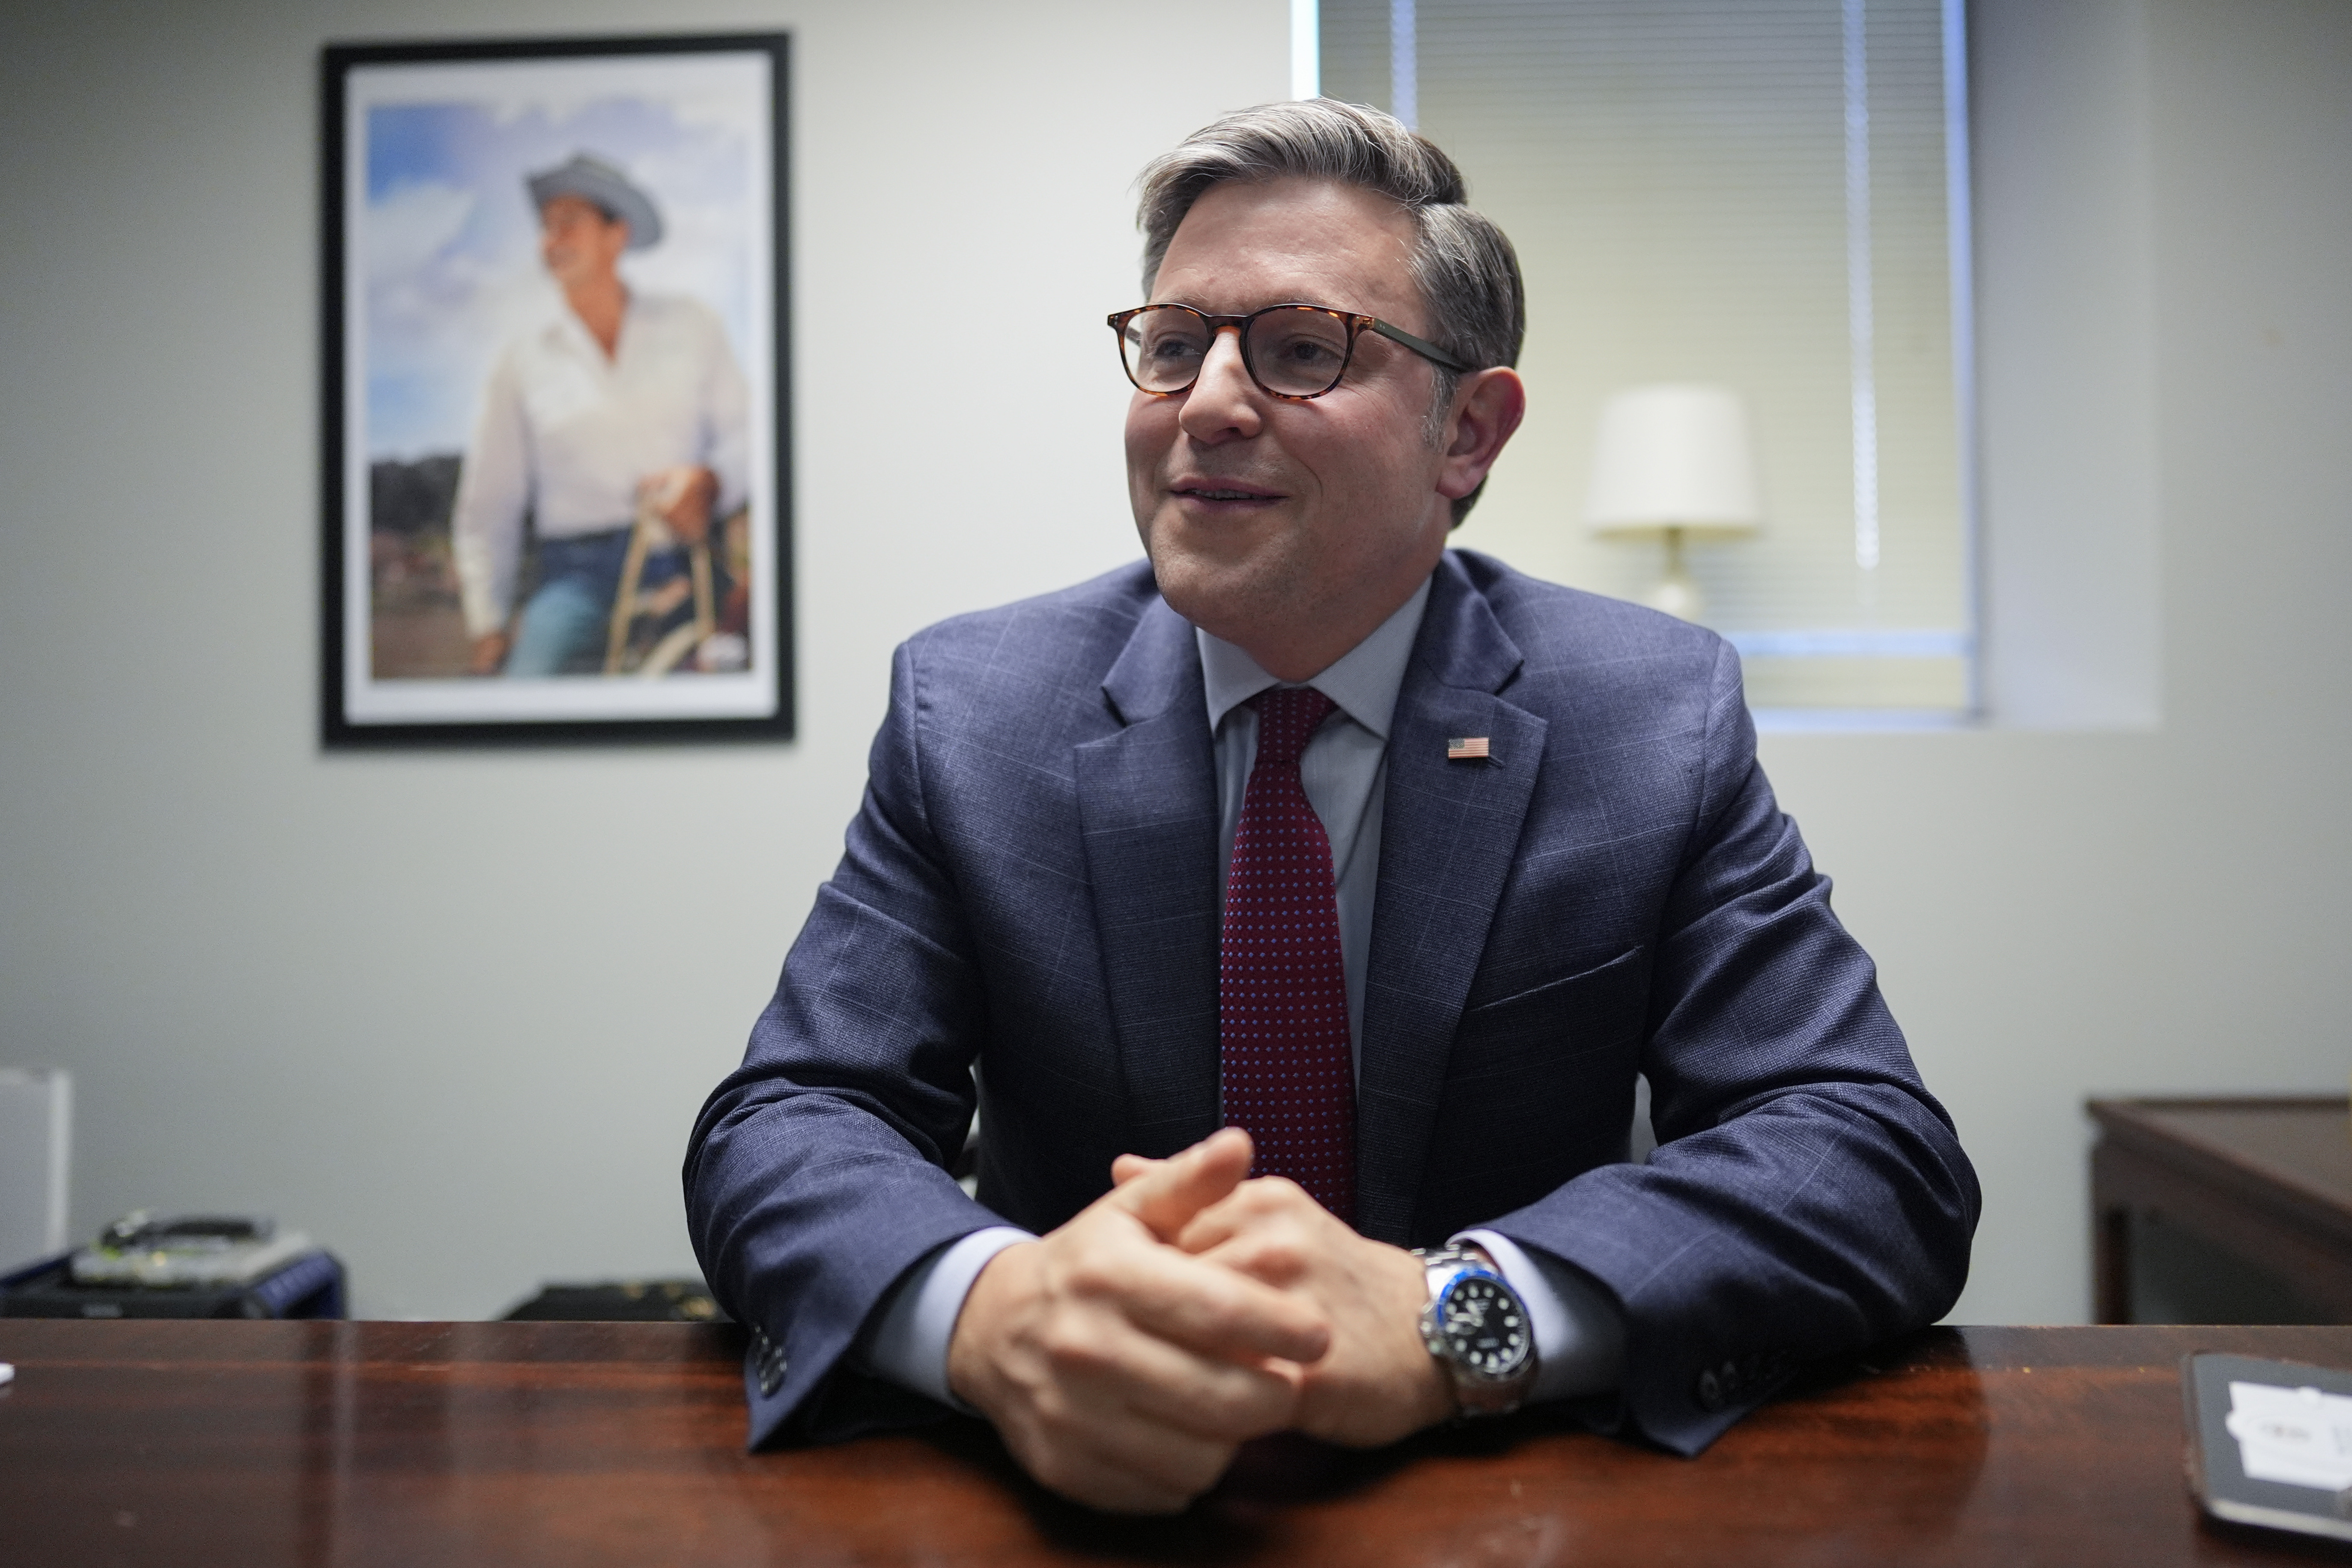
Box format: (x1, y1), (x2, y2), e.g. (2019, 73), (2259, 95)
(1446, 736), (1491, 761)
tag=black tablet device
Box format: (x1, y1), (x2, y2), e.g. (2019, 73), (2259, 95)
(2184, 1352), (2352, 1544)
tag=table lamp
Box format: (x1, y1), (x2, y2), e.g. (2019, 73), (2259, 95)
(1584, 383), (1762, 621)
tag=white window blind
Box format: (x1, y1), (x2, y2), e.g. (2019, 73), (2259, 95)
(1320, 0), (1974, 716)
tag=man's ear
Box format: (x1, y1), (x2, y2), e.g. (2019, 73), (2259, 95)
(1436, 366), (1527, 503)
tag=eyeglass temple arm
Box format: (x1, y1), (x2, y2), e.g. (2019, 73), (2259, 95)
(1367, 318), (1472, 373)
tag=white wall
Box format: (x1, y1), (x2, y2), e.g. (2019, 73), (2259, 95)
(1, 0), (2346, 1325)
(1972, 0), (2165, 729)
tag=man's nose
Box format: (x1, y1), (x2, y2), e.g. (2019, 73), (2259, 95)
(1177, 325), (1264, 442)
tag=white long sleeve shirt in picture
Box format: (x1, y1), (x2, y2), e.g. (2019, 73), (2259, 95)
(449, 293), (751, 637)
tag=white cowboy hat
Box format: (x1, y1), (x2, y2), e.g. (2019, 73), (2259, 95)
(525, 153), (663, 251)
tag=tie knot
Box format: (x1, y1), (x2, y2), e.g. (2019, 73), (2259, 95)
(1249, 686), (1336, 768)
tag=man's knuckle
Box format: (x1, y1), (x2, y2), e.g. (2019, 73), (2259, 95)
(1061, 1254), (1122, 1299)
(1232, 1231), (1308, 1269)
(1038, 1322), (1110, 1375)
(1254, 1237), (1306, 1276)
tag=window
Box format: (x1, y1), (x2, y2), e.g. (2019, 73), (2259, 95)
(1315, 0), (1976, 721)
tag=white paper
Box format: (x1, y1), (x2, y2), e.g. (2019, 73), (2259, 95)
(2227, 1380), (2352, 1492)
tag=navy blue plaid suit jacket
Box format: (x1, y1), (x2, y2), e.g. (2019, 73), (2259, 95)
(685, 549), (1978, 1455)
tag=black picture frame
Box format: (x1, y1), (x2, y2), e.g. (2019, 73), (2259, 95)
(320, 32), (793, 747)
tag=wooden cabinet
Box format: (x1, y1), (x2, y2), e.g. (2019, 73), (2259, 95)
(2089, 1096), (2352, 1324)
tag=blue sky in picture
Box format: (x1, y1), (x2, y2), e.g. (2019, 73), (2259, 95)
(361, 82), (757, 460)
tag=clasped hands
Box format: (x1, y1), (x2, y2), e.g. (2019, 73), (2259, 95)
(945, 1127), (1453, 1514)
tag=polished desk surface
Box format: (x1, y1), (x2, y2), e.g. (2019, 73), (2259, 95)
(3, 1320), (2349, 1566)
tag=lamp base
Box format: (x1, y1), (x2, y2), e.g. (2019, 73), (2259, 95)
(1645, 571), (1702, 622)
(1644, 528), (1703, 621)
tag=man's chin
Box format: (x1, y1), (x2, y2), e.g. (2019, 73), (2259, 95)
(1145, 545), (1289, 644)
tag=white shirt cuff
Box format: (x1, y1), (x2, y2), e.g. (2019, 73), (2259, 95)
(855, 1226), (1034, 1409)
(1459, 1228), (1626, 1403)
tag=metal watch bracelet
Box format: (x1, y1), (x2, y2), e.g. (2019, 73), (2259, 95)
(1413, 1241), (1539, 1417)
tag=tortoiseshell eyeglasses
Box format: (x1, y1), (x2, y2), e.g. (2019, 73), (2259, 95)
(1108, 302), (1471, 401)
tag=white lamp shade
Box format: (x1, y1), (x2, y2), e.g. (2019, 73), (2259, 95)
(1584, 383), (1763, 535)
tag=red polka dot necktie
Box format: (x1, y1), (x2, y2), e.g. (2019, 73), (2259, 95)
(1220, 686), (1356, 1223)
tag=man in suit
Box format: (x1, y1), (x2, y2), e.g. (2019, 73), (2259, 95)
(685, 100), (1977, 1514)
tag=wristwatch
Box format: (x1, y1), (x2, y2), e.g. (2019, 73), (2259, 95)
(1413, 1241), (1538, 1416)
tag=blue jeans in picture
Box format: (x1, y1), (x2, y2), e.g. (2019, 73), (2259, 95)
(505, 528), (684, 678)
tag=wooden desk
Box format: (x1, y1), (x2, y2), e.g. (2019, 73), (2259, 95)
(3, 1321), (2349, 1565)
(2090, 1096), (2352, 1324)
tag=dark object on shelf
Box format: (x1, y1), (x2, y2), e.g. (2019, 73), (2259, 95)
(1, 1246), (345, 1319)
(2088, 1096), (2352, 1324)
(72, 1210), (316, 1288)
(503, 1278), (726, 1323)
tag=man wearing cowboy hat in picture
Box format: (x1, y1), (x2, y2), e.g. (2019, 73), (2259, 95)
(450, 152), (751, 677)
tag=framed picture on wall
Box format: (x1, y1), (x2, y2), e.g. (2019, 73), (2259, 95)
(321, 32), (792, 745)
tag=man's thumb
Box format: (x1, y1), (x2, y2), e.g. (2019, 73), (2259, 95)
(1108, 1126), (1254, 1240)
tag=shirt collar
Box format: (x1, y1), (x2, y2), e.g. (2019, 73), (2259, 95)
(549, 289), (636, 359)
(1196, 573), (1432, 740)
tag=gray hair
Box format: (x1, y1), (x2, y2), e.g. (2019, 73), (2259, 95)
(1136, 99), (1525, 526)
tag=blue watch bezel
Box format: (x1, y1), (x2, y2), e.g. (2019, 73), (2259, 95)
(1432, 1268), (1533, 1382)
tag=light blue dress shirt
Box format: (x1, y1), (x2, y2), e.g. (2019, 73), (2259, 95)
(858, 575), (1626, 1410)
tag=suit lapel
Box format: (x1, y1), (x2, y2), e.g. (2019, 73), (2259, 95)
(1354, 557), (1545, 1244)
(1075, 597), (1223, 1157)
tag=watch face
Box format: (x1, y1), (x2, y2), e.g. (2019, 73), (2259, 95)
(1437, 1274), (1529, 1380)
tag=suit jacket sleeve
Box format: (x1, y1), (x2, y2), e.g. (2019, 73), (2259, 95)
(684, 640), (1004, 1448)
(1484, 639), (1979, 1455)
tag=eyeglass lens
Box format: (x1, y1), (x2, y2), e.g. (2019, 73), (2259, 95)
(1121, 306), (1355, 398)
